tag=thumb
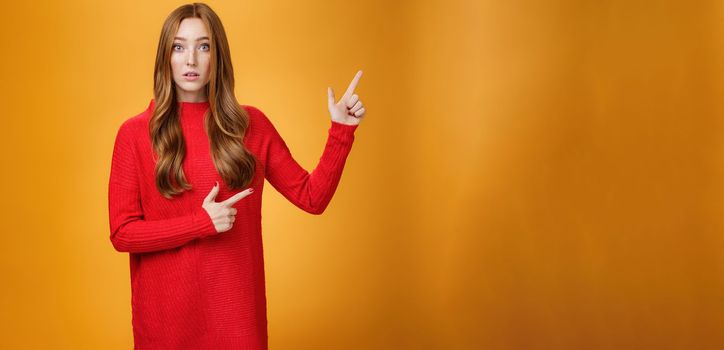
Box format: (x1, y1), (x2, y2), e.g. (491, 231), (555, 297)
(327, 87), (335, 110)
(203, 181), (219, 205)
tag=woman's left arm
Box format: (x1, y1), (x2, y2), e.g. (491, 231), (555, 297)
(263, 70), (366, 214)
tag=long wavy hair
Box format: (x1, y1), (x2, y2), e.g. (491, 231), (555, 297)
(150, 3), (256, 199)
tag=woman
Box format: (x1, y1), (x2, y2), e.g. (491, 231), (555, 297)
(107, 3), (365, 348)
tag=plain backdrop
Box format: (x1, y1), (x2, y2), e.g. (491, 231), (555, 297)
(1, 0), (724, 349)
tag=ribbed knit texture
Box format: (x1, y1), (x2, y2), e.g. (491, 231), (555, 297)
(108, 98), (358, 349)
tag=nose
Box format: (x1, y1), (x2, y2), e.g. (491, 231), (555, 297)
(186, 50), (196, 66)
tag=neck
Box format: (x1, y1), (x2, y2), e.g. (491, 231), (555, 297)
(177, 97), (208, 103)
(175, 87), (208, 103)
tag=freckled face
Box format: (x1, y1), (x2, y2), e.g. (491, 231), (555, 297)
(171, 18), (211, 101)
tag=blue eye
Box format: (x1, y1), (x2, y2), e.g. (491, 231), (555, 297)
(172, 43), (209, 52)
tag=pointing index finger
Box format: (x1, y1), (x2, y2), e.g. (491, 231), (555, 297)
(221, 188), (253, 206)
(343, 70), (363, 99)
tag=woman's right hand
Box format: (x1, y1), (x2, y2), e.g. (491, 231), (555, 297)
(202, 181), (254, 233)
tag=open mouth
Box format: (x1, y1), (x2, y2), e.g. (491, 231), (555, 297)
(183, 72), (200, 81)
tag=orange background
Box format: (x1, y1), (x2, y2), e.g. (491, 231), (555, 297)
(1, 1), (724, 349)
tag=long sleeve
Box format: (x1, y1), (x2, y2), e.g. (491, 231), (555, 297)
(107, 120), (218, 253)
(263, 115), (358, 215)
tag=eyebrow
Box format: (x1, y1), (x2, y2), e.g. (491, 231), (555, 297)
(173, 36), (210, 41)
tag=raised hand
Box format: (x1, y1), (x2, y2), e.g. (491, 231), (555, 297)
(328, 70), (366, 126)
(202, 181), (254, 233)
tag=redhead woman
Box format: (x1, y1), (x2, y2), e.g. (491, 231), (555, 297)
(107, 3), (365, 348)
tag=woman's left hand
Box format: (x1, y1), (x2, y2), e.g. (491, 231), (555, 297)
(328, 70), (366, 126)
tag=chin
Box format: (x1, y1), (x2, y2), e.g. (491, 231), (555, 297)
(176, 81), (205, 90)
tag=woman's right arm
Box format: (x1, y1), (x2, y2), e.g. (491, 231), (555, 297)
(107, 121), (218, 254)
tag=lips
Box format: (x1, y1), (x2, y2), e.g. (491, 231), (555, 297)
(183, 72), (199, 76)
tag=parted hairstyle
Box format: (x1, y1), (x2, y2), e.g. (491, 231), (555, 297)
(150, 2), (256, 198)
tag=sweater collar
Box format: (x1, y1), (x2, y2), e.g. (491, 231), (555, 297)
(178, 100), (210, 113)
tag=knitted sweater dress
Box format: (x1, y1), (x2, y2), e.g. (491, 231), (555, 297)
(107, 98), (358, 349)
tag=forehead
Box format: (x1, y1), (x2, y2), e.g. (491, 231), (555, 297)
(176, 17), (209, 38)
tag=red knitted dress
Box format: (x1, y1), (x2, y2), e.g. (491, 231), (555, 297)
(107, 98), (358, 349)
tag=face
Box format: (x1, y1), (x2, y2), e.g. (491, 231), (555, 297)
(171, 18), (211, 102)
